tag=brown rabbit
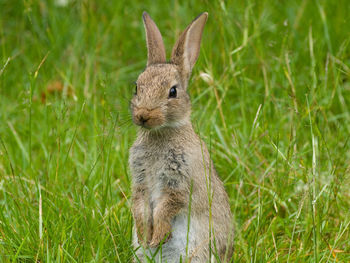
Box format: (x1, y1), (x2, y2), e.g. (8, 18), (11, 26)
(129, 11), (234, 262)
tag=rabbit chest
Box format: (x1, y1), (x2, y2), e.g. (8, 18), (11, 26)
(130, 144), (190, 206)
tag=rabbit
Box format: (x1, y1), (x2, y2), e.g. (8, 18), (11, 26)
(129, 11), (234, 263)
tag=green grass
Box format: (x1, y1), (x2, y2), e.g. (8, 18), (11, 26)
(1, 0), (350, 262)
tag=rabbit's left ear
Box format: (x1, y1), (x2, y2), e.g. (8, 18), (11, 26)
(171, 12), (208, 81)
(143, 12), (166, 66)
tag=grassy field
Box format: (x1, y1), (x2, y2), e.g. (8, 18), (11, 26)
(1, 0), (350, 262)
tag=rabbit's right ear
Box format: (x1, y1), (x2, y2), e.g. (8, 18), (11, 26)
(142, 12), (166, 66)
(171, 12), (208, 82)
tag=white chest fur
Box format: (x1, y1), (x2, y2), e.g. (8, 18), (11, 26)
(135, 212), (198, 263)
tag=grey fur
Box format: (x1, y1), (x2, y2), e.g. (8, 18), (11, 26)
(129, 12), (234, 262)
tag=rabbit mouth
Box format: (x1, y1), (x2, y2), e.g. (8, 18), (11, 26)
(133, 107), (165, 129)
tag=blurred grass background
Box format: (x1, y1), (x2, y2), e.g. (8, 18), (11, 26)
(0, 0), (350, 262)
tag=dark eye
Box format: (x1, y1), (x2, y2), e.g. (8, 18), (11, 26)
(134, 85), (137, 95)
(169, 85), (177, 98)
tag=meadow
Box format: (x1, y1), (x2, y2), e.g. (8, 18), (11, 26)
(0, 0), (350, 262)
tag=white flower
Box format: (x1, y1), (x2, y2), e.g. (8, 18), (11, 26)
(55, 0), (69, 7)
(199, 72), (213, 84)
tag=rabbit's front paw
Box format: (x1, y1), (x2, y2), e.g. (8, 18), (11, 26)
(149, 220), (171, 248)
(136, 217), (153, 246)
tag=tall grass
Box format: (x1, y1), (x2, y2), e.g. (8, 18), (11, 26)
(0, 0), (349, 261)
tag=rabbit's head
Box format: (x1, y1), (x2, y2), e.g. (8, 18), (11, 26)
(131, 12), (208, 129)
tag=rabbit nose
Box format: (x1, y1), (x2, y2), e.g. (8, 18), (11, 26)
(135, 109), (151, 126)
(139, 115), (149, 125)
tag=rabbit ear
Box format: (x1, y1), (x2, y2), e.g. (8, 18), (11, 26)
(143, 12), (166, 66)
(171, 12), (208, 81)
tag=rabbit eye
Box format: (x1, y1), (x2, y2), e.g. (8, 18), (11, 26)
(169, 85), (177, 98)
(134, 85), (138, 95)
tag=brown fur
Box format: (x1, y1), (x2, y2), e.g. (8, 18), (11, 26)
(149, 188), (186, 247)
(142, 12), (166, 65)
(129, 12), (234, 262)
(131, 185), (152, 245)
